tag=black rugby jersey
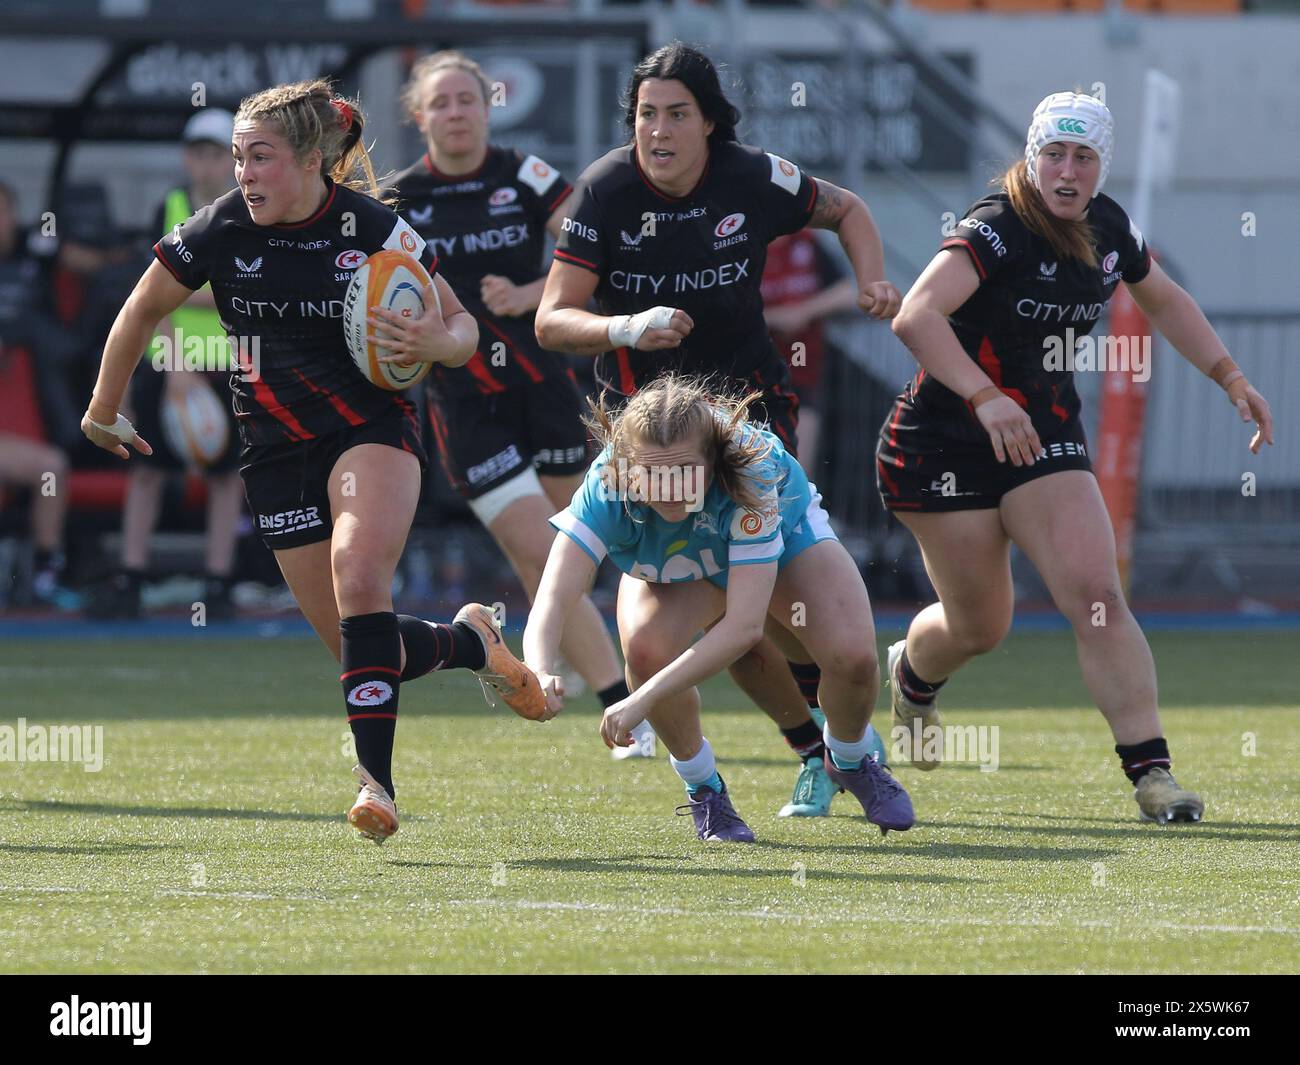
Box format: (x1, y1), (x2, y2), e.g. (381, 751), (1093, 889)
(894, 190), (1151, 445)
(392, 146), (573, 398)
(153, 178), (437, 446)
(551, 141), (818, 396)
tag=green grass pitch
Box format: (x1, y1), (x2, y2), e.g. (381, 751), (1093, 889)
(2, 629), (1297, 974)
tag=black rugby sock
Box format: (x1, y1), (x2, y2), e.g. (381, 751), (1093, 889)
(1116, 737), (1171, 785)
(597, 679), (631, 709)
(396, 615), (485, 681)
(788, 660), (822, 709)
(341, 612), (401, 799)
(899, 646), (947, 706)
(781, 719), (826, 764)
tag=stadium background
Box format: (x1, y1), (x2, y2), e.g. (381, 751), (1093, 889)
(1, 0), (1296, 624)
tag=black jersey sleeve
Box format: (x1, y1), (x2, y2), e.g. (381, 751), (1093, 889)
(551, 166), (605, 276)
(509, 149), (573, 223)
(940, 197), (1026, 283)
(755, 148), (819, 239)
(1115, 204), (1152, 285)
(152, 201), (220, 290)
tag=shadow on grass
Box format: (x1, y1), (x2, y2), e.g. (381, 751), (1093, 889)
(967, 811), (1300, 842)
(458, 854), (978, 886)
(0, 842), (177, 855)
(4, 798), (339, 823)
(752, 837), (1116, 863)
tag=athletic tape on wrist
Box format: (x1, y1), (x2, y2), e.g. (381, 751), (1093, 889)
(89, 413), (137, 442)
(608, 306), (677, 348)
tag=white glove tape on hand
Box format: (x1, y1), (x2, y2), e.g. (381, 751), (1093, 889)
(607, 306), (678, 349)
(89, 413), (138, 442)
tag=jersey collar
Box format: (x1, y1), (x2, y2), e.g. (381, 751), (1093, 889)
(632, 143), (712, 203)
(423, 147), (492, 183)
(270, 177), (337, 230)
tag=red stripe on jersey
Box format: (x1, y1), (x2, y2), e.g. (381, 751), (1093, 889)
(566, 366), (578, 387)
(941, 238), (987, 281)
(273, 183), (337, 230)
(426, 403), (464, 491)
(975, 336), (1028, 409)
(616, 347), (636, 396)
(465, 353), (508, 394)
(248, 375), (312, 440)
(548, 183), (574, 213)
(152, 242), (186, 284)
(804, 180), (818, 217)
(289, 367), (366, 427)
(554, 249), (598, 272)
(479, 318), (544, 383)
(876, 454), (902, 499)
(886, 396), (907, 450)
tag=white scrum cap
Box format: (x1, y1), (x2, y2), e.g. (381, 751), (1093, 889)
(1025, 92), (1114, 198)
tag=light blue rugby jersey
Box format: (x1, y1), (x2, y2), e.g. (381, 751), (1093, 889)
(550, 425), (816, 588)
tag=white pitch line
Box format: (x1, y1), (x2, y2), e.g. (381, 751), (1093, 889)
(449, 898), (1300, 937)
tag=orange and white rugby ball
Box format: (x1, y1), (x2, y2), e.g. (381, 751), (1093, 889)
(342, 249), (440, 391)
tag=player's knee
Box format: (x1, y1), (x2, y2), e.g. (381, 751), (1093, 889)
(623, 629), (680, 679)
(332, 566), (390, 614)
(820, 643), (878, 688)
(954, 617), (1010, 657)
(1065, 581), (1126, 632)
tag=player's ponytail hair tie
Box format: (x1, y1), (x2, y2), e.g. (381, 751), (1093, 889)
(331, 98), (355, 131)
(969, 385), (1004, 409)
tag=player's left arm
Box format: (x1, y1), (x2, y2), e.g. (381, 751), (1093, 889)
(806, 177), (901, 321)
(479, 192), (580, 318)
(1127, 261), (1273, 453)
(599, 562), (776, 749)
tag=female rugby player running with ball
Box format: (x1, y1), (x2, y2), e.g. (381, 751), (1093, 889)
(878, 92), (1273, 823)
(81, 81), (546, 845)
(524, 376), (913, 842)
(535, 42), (901, 817)
(391, 52), (634, 748)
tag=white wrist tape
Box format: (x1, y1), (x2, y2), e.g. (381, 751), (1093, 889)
(89, 413), (137, 442)
(608, 306), (677, 349)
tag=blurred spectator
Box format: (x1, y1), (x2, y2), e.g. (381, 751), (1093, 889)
(87, 109), (243, 621)
(0, 181), (81, 608)
(0, 181), (87, 454)
(761, 229), (859, 476)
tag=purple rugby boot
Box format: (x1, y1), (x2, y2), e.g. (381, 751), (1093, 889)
(675, 784), (756, 842)
(824, 751), (915, 836)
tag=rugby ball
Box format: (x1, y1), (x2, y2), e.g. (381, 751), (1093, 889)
(342, 249), (440, 391)
(161, 379), (230, 468)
